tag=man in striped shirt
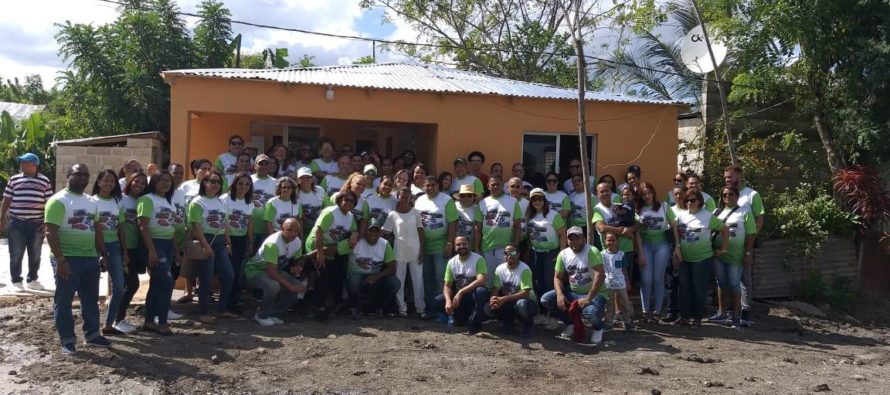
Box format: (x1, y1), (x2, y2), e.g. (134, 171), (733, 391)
(1, 153), (53, 290)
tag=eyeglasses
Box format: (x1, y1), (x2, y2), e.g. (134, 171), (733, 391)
(546, 179), (558, 183)
(505, 250), (519, 257)
(205, 179), (221, 185)
(230, 141), (243, 146)
(685, 198), (699, 203)
(280, 185), (293, 190)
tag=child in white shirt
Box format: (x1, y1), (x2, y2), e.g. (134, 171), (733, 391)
(602, 232), (636, 330)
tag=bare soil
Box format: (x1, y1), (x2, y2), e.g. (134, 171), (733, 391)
(1, 296), (889, 394)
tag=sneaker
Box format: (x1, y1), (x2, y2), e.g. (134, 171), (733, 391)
(707, 311), (728, 322)
(11, 282), (25, 291)
(534, 315), (549, 325)
(397, 311), (408, 318)
(254, 314), (275, 326)
(625, 322), (638, 331)
(731, 317), (742, 329)
(61, 343), (77, 355)
(269, 316), (284, 325)
(25, 281), (45, 291)
(740, 308), (751, 322)
(559, 324), (574, 339)
(420, 312), (433, 320)
(590, 329), (604, 344)
(661, 312), (678, 323)
(101, 326), (125, 336)
(544, 317), (560, 331)
(167, 310), (183, 321)
(113, 320), (138, 334)
(85, 336), (112, 348)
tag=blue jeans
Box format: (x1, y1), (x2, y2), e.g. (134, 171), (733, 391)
(714, 257), (743, 294)
(679, 258), (713, 321)
(347, 273), (400, 311)
(145, 239), (175, 325)
(227, 235), (249, 311)
(198, 234), (235, 315)
(104, 242), (125, 327)
(52, 256), (101, 346)
(422, 254), (447, 312)
(433, 286), (490, 325)
(484, 297), (539, 327)
(247, 271), (302, 319)
(530, 249), (558, 301)
(541, 290), (607, 330)
(640, 239), (670, 313)
(7, 217), (44, 283)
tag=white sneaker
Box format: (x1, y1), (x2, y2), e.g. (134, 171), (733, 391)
(254, 314), (275, 327)
(167, 310), (183, 321)
(591, 329), (604, 344)
(11, 282), (25, 291)
(545, 317), (560, 331)
(560, 324), (574, 339)
(113, 320), (138, 334)
(534, 315), (549, 325)
(269, 316), (284, 325)
(25, 281), (45, 291)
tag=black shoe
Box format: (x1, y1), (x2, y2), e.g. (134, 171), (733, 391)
(740, 308), (751, 322)
(662, 312), (678, 323)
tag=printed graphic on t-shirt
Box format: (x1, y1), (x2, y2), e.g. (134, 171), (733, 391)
(97, 210), (119, 232)
(206, 209), (225, 229)
(499, 280), (519, 296)
(571, 203), (584, 219)
(456, 216), (474, 238)
(568, 268), (591, 287)
(156, 207), (175, 227)
(678, 223), (702, 242)
(548, 201), (562, 213)
(173, 204), (185, 225)
(355, 257), (384, 272)
(454, 274), (474, 289)
(727, 220), (739, 238)
(224, 164), (237, 175)
(642, 213), (665, 230)
(67, 209), (94, 231)
(528, 222), (550, 243)
(252, 190), (273, 208)
(328, 225), (349, 242)
(484, 209), (511, 228)
(303, 206), (321, 228)
(421, 212), (445, 229)
(124, 208), (137, 225)
(229, 209), (248, 230)
(368, 207), (387, 223)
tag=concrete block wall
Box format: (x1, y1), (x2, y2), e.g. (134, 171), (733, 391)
(54, 138), (163, 192)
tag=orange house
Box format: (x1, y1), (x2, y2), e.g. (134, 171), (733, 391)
(162, 63), (685, 194)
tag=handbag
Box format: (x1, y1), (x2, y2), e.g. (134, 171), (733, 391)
(185, 232), (217, 260)
(711, 206), (739, 243)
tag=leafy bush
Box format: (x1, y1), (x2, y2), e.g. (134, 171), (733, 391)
(771, 184), (858, 259)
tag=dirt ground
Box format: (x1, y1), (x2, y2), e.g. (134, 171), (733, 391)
(1, 295), (889, 395)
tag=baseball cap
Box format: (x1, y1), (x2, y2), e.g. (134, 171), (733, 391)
(566, 226), (584, 237)
(297, 167), (312, 178)
(17, 153), (39, 165)
(363, 164), (378, 176)
(367, 217), (385, 229)
(453, 157), (467, 166)
(255, 154), (272, 164)
(529, 187), (545, 199)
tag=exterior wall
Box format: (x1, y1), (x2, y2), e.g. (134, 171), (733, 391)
(54, 138), (163, 192)
(169, 77), (680, 194)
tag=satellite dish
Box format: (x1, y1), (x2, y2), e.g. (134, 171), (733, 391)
(680, 25), (727, 74)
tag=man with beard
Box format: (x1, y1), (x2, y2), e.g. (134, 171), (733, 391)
(434, 236), (489, 334)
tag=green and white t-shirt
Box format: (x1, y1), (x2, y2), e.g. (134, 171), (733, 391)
(555, 245), (606, 297)
(310, 158), (338, 177)
(221, 193), (252, 237)
(298, 186), (330, 235)
(348, 238), (395, 274)
(263, 196), (302, 233)
(137, 193), (177, 240)
(493, 261), (535, 300)
(713, 205), (756, 266)
(188, 195), (228, 236)
(45, 189), (98, 258)
(365, 193), (397, 225)
(251, 175), (277, 235)
(601, 250), (627, 290)
(479, 194), (522, 252)
(120, 195), (140, 249)
(515, 196), (529, 241)
(455, 203), (482, 247)
(244, 232), (303, 280)
(702, 191), (717, 212)
(215, 152), (239, 176)
(544, 190), (570, 215)
(676, 208), (724, 263)
(305, 206), (357, 257)
(527, 211), (565, 252)
(330, 191), (369, 223)
(444, 252), (487, 289)
(737, 186), (765, 217)
(321, 174), (347, 196)
(415, 192), (459, 253)
(92, 195), (123, 243)
(450, 175), (484, 195)
(591, 202), (635, 252)
(638, 204), (670, 243)
(568, 191), (592, 227)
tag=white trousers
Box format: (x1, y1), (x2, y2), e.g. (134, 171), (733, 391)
(395, 260), (425, 314)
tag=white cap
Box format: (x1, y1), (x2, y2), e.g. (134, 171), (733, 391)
(297, 167), (312, 178)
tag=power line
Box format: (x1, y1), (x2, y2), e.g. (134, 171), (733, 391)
(94, 0), (762, 93)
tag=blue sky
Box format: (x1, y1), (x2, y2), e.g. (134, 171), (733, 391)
(0, 0), (411, 88)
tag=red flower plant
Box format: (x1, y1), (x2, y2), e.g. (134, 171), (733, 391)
(833, 165), (890, 232)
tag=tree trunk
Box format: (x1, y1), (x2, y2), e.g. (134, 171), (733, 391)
(812, 109), (845, 175)
(574, 38), (595, 246)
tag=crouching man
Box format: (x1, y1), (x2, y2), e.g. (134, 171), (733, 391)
(347, 219), (400, 318)
(485, 243), (538, 337)
(434, 236), (489, 334)
(245, 218), (307, 326)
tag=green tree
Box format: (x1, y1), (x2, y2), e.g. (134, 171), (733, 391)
(0, 75), (53, 105)
(352, 55), (375, 64)
(193, 0), (233, 67)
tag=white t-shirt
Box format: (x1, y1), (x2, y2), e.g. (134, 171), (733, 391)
(221, 193), (253, 236)
(602, 250), (627, 290)
(297, 186), (327, 230)
(348, 238), (394, 274)
(445, 252), (487, 289)
(383, 208), (423, 262)
(265, 196), (302, 232)
(177, 180), (200, 205)
(455, 203), (480, 242)
(251, 174), (278, 212)
(365, 193), (397, 225)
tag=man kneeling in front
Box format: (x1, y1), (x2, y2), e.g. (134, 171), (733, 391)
(245, 218), (307, 326)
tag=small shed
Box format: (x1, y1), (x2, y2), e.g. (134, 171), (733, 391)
(51, 132), (165, 192)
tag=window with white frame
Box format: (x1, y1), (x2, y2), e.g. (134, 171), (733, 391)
(522, 132), (596, 186)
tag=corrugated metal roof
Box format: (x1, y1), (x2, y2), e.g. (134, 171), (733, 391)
(0, 101), (46, 120)
(163, 63), (686, 106)
(51, 131), (165, 147)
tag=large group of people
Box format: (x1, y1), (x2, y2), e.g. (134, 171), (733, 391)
(0, 134), (765, 355)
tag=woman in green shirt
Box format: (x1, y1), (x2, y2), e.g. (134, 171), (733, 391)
(526, 188), (566, 299)
(221, 172), (253, 312)
(636, 182), (675, 323)
(306, 191), (359, 319)
(91, 169), (127, 335)
(137, 170), (179, 335)
(187, 169), (236, 323)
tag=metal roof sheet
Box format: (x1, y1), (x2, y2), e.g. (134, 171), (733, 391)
(0, 101), (46, 120)
(163, 63), (686, 106)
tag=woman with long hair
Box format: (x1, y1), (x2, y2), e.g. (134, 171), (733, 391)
(305, 191), (359, 321)
(187, 169), (236, 323)
(438, 171), (453, 196)
(113, 172), (148, 333)
(365, 175), (398, 228)
(311, 139), (338, 180)
(221, 172), (254, 312)
(542, 171), (570, 219)
(709, 185), (757, 329)
(264, 177), (302, 236)
(525, 188), (566, 300)
(138, 170), (179, 335)
(91, 169), (127, 335)
(636, 182), (674, 323)
(295, 167), (330, 240)
(268, 143), (293, 177)
(336, 173), (370, 234)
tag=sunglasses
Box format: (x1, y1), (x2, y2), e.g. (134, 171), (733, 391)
(230, 141), (243, 146)
(505, 250), (519, 257)
(459, 194), (475, 198)
(546, 179), (558, 183)
(685, 198), (699, 203)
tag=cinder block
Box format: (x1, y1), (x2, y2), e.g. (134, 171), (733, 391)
(127, 138), (152, 148)
(109, 147), (134, 157)
(86, 147), (111, 155)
